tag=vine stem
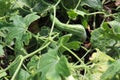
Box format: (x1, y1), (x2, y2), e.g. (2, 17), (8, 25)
(49, 6), (56, 37)
(54, 0), (61, 7)
(49, 0), (61, 37)
(86, 12), (105, 16)
(24, 32), (59, 59)
(62, 45), (84, 65)
(11, 56), (24, 80)
(24, 41), (51, 59)
(75, 0), (81, 10)
(81, 49), (91, 60)
(1, 32), (59, 80)
(9, 41), (51, 80)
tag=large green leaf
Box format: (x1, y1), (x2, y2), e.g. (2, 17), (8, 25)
(101, 59), (120, 80)
(5, 13), (39, 54)
(13, 0), (54, 16)
(81, 0), (102, 10)
(91, 23), (120, 56)
(91, 27), (113, 51)
(38, 48), (71, 80)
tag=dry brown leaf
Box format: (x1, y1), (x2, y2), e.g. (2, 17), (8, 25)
(115, 0), (120, 6)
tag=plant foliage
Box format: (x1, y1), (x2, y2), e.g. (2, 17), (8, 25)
(0, 0), (120, 80)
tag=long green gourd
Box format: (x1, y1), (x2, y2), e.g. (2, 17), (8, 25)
(50, 14), (87, 41)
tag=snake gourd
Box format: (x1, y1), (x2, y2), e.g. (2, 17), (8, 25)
(50, 14), (87, 41)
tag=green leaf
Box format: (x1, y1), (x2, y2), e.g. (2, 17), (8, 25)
(5, 13), (39, 54)
(65, 41), (81, 50)
(56, 56), (71, 77)
(81, 0), (102, 10)
(58, 34), (81, 53)
(61, 0), (79, 9)
(22, 32), (32, 45)
(0, 45), (4, 57)
(91, 24), (120, 54)
(39, 26), (51, 36)
(13, 0), (53, 16)
(38, 48), (71, 80)
(67, 9), (86, 20)
(15, 69), (30, 80)
(27, 55), (40, 75)
(24, 12), (40, 26)
(58, 34), (72, 45)
(0, 0), (11, 17)
(108, 21), (120, 35)
(67, 10), (78, 20)
(101, 59), (120, 80)
(0, 69), (7, 78)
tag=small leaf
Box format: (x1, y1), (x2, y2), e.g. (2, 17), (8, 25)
(67, 10), (78, 20)
(108, 21), (120, 34)
(39, 26), (51, 36)
(65, 41), (81, 51)
(24, 12), (40, 26)
(58, 34), (72, 45)
(0, 69), (7, 78)
(27, 55), (40, 74)
(67, 9), (86, 20)
(58, 34), (81, 53)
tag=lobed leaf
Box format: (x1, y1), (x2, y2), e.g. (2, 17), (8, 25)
(38, 48), (71, 80)
(5, 13), (39, 54)
(91, 23), (120, 56)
